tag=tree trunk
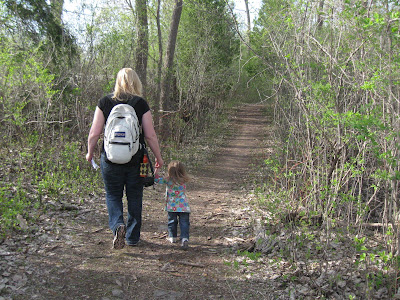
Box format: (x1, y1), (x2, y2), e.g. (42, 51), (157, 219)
(160, 0), (183, 138)
(135, 0), (149, 96)
(244, 0), (251, 38)
(316, 0), (324, 29)
(154, 0), (163, 131)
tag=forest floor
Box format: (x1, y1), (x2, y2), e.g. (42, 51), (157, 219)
(0, 103), (285, 299)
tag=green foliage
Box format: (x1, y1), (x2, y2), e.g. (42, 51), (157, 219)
(2, 0), (77, 59)
(180, 0), (238, 68)
(177, 0), (240, 107)
(227, 250), (262, 271)
(237, 250), (262, 261)
(0, 142), (102, 236)
(0, 180), (30, 231)
(0, 38), (57, 138)
(249, 0), (400, 296)
(353, 235), (394, 292)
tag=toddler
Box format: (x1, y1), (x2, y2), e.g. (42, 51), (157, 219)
(155, 161), (191, 250)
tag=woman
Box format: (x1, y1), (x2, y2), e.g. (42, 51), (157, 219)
(86, 68), (163, 249)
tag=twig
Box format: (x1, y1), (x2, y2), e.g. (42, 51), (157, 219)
(225, 273), (237, 300)
(176, 261), (205, 268)
(24, 120), (72, 124)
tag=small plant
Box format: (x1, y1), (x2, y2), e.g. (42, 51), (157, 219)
(233, 260), (240, 269)
(354, 237), (368, 252)
(0, 180), (30, 235)
(353, 235), (394, 295)
(237, 250), (262, 261)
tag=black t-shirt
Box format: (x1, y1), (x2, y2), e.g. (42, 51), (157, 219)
(97, 93), (150, 156)
(97, 93), (150, 124)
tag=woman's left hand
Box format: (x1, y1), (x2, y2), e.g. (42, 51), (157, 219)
(155, 158), (163, 169)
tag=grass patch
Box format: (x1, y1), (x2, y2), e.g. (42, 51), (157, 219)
(0, 141), (102, 237)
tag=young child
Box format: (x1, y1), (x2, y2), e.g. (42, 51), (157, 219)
(155, 160), (191, 250)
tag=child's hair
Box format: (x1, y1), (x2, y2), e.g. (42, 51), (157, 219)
(168, 160), (190, 184)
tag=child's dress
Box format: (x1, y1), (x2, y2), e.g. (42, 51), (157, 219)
(155, 174), (191, 213)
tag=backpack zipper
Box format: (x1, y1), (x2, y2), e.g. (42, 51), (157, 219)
(110, 142), (132, 152)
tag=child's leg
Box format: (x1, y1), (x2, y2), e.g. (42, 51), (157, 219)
(167, 212), (178, 241)
(178, 212), (190, 241)
(179, 213), (190, 250)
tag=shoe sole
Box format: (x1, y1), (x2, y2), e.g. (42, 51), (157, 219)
(127, 241), (140, 247)
(113, 225), (126, 249)
(181, 240), (189, 250)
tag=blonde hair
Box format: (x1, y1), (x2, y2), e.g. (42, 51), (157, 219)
(168, 161), (190, 184)
(113, 68), (143, 100)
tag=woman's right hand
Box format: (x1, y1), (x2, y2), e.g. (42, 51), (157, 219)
(86, 153), (93, 162)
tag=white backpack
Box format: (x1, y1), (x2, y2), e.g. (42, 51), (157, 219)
(104, 99), (140, 164)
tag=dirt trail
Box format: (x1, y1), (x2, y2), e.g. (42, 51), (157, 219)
(6, 104), (273, 300)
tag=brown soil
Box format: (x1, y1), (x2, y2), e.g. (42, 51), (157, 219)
(4, 104), (275, 299)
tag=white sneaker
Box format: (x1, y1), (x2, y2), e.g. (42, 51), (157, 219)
(167, 237), (177, 243)
(181, 238), (189, 250)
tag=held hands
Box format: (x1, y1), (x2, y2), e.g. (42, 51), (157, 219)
(155, 157), (163, 170)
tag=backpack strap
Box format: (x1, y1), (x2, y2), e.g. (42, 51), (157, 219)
(126, 96), (146, 146)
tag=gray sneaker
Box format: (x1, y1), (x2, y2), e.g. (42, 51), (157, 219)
(181, 239), (189, 250)
(113, 225), (126, 249)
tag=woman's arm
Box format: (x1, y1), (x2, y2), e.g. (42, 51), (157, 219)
(86, 107), (105, 162)
(142, 110), (164, 168)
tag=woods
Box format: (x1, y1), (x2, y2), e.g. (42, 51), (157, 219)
(0, 0), (239, 225)
(258, 0), (399, 246)
(248, 0), (400, 297)
(1, 0), (400, 298)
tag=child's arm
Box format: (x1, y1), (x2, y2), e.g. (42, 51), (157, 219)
(154, 172), (167, 184)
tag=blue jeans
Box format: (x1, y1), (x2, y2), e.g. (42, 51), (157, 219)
(167, 212), (190, 240)
(100, 152), (143, 245)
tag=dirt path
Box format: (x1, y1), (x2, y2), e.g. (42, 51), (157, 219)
(4, 104), (274, 300)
